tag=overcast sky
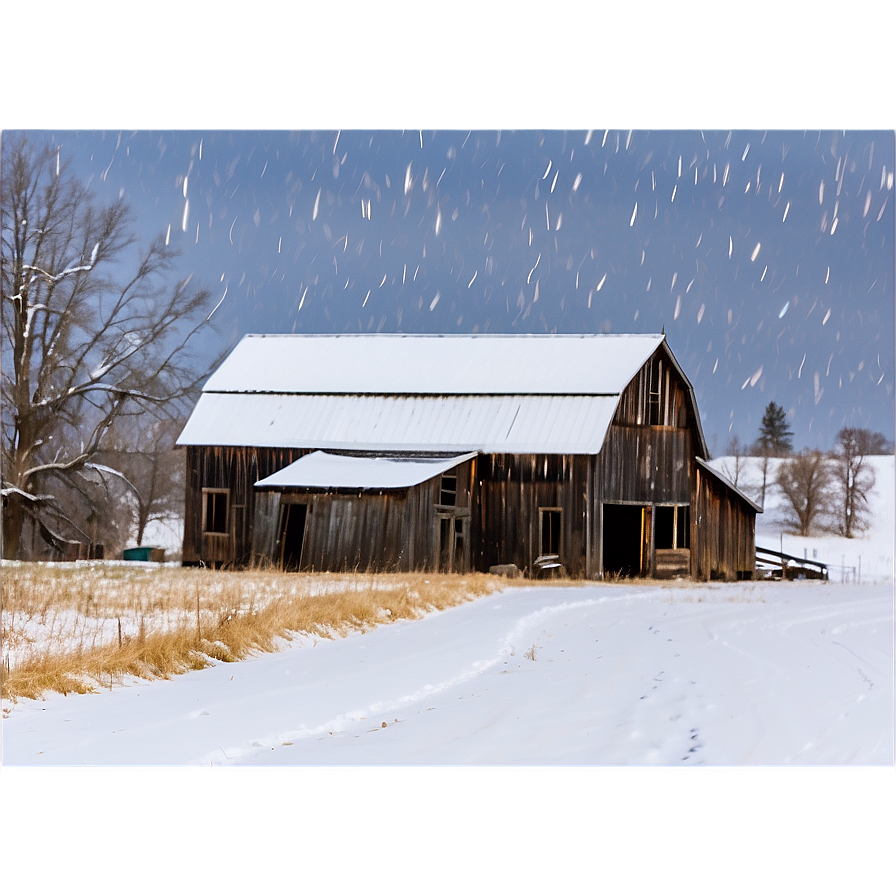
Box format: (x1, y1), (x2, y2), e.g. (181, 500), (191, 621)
(16, 128), (892, 453)
(4, 9), (893, 460)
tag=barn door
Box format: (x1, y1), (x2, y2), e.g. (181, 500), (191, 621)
(602, 503), (651, 579)
(436, 511), (470, 573)
(277, 502), (308, 571)
(252, 491), (281, 566)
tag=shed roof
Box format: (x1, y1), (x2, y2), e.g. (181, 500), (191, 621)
(696, 458), (764, 513)
(201, 333), (666, 396)
(255, 451), (477, 491)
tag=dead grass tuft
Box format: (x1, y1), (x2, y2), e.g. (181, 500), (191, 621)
(1, 564), (499, 702)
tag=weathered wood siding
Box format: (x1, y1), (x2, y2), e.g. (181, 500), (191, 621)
(251, 490), (281, 564)
(293, 492), (413, 571)
(693, 465), (756, 581)
(614, 348), (694, 429)
(183, 445), (313, 565)
(475, 454), (590, 577)
(593, 345), (696, 578)
(600, 425), (692, 505)
(184, 447), (477, 570)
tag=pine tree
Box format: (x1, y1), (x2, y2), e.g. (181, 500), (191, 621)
(756, 402), (793, 456)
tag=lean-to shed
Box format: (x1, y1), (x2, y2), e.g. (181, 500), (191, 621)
(177, 333), (760, 579)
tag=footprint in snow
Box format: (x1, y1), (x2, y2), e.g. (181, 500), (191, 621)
(682, 728), (703, 762)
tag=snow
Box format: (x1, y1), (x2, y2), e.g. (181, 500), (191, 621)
(255, 450), (477, 490)
(709, 454), (895, 584)
(3, 457), (893, 770)
(200, 333), (666, 395)
(3, 579), (891, 767)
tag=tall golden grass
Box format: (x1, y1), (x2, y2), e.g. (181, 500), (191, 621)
(0, 563), (502, 702)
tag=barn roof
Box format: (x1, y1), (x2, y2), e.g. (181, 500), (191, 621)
(178, 333), (690, 454)
(200, 333), (666, 395)
(177, 392), (622, 454)
(695, 458), (764, 513)
(255, 451), (477, 491)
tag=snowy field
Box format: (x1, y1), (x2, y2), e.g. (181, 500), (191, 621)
(710, 454), (895, 585)
(3, 579), (892, 766)
(4, 457), (892, 767)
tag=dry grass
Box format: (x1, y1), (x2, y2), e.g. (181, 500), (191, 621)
(0, 562), (502, 702)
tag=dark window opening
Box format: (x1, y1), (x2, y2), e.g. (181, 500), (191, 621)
(454, 517), (465, 570)
(439, 517), (452, 569)
(540, 509), (562, 555)
(676, 506), (690, 548)
(655, 506), (674, 549)
(655, 505), (690, 549)
(203, 490), (229, 534)
(648, 392), (661, 425)
(278, 503), (308, 571)
(439, 472), (457, 506)
(648, 359), (663, 425)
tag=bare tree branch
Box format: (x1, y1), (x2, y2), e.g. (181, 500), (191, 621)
(2, 136), (217, 559)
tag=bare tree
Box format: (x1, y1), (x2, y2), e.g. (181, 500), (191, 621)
(720, 433), (747, 488)
(830, 428), (882, 538)
(1, 137), (215, 559)
(775, 449), (833, 536)
(97, 417), (185, 547)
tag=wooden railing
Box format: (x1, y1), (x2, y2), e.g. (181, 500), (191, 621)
(755, 545), (829, 580)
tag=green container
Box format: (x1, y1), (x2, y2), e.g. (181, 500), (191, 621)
(123, 546), (153, 562)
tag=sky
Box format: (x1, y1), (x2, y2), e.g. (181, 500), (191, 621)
(9, 128), (894, 452)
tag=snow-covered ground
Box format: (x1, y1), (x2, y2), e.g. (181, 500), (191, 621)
(3, 457), (893, 767)
(709, 454), (895, 584)
(4, 579), (891, 766)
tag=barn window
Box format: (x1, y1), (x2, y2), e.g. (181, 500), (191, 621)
(202, 488), (230, 534)
(439, 472), (457, 506)
(540, 508), (562, 555)
(648, 358), (663, 425)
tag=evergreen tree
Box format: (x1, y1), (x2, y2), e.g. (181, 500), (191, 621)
(756, 402), (793, 456)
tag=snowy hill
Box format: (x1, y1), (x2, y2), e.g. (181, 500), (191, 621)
(708, 454), (895, 584)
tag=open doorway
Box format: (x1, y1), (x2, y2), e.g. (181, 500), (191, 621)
(437, 512), (469, 573)
(602, 503), (650, 578)
(278, 502), (308, 571)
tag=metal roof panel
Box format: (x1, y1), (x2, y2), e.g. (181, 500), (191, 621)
(255, 451), (477, 490)
(177, 393), (621, 454)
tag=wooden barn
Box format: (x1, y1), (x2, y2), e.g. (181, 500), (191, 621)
(176, 333), (760, 580)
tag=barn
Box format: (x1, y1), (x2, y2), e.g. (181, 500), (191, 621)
(176, 333), (760, 580)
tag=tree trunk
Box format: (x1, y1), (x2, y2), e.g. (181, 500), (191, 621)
(2, 495), (25, 560)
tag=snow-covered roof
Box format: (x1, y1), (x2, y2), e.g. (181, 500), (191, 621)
(178, 333), (675, 454)
(255, 451), (477, 490)
(201, 333), (666, 396)
(177, 393), (622, 454)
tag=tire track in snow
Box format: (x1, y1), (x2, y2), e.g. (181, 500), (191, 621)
(197, 590), (664, 765)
